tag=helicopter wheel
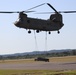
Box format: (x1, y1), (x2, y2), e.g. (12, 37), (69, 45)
(48, 31), (51, 34)
(57, 31), (60, 34)
(28, 30), (31, 34)
(36, 30), (39, 33)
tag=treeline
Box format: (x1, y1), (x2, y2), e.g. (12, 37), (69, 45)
(0, 49), (76, 60)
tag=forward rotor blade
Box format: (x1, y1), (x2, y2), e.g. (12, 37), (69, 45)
(0, 3), (45, 14)
(0, 11), (35, 14)
(26, 3), (46, 10)
(23, 11), (35, 13)
(0, 11), (20, 13)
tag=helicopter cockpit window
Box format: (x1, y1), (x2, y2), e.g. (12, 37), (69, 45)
(16, 18), (23, 22)
(16, 18), (20, 22)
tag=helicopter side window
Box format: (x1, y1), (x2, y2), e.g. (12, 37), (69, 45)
(27, 20), (30, 23)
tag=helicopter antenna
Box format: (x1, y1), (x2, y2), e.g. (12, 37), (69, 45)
(47, 3), (58, 14)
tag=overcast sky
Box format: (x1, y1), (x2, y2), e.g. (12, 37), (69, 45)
(0, 0), (76, 55)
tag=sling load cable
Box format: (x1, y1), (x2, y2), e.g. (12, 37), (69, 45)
(34, 30), (39, 52)
(45, 32), (47, 51)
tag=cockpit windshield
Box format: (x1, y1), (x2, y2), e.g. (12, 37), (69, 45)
(16, 18), (20, 22)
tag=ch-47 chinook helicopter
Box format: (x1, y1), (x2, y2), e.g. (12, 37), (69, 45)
(0, 3), (76, 34)
(15, 3), (64, 34)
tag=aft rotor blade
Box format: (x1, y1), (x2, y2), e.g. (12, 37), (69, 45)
(59, 11), (76, 13)
(35, 11), (76, 14)
(47, 3), (58, 14)
(26, 3), (46, 10)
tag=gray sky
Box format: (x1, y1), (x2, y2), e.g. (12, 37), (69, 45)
(0, 0), (76, 55)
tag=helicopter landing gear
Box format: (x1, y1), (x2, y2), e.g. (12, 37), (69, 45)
(28, 30), (31, 34)
(57, 31), (60, 34)
(36, 30), (39, 33)
(48, 31), (51, 34)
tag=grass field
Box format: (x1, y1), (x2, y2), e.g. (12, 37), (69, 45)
(0, 56), (76, 63)
(0, 56), (76, 75)
(49, 56), (76, 62)
(0, 70), (76, 75)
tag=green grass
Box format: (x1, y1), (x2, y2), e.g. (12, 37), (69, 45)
(0, 56), (76, 75)
(0, 59), (34, 64)
(0, 70), (76, 75)
(0, 56), (76, 64)
(49, 56), (76, 62)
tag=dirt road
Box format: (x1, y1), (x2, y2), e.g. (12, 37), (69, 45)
(0, 61), (76, 70)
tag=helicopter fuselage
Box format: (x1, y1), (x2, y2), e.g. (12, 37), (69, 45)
(14, 12), (64, 33)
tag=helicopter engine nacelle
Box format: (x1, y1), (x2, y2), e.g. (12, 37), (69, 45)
(19, 12), (27, 19)
(50, 13), (63, 23)
(50, 13), (64, 29)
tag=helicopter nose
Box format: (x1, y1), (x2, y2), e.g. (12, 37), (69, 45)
(14, 21), (21, 27)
